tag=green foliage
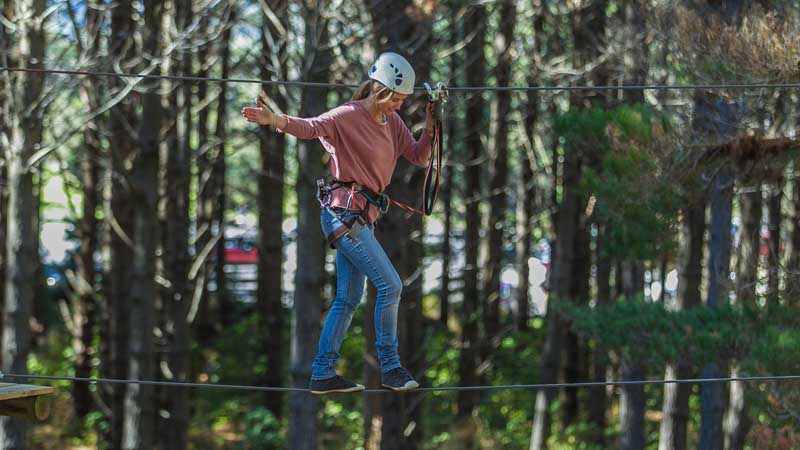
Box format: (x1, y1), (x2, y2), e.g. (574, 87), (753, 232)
(477, 330), (544, 448)
(558, 298), (798, 373)
(558, 296), (683, 366)
(236, 407), (283, 450)
(556, 104), (681, 261)
(548, 422), (607, 450)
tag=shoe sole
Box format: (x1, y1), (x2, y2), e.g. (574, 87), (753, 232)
(310, 386), (365, 395)
(381, 381), (420, 392)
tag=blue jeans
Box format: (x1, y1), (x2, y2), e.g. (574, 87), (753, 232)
(311, 207), (403, 380)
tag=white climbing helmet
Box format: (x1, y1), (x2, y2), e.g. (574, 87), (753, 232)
(368, 52), (415, 95)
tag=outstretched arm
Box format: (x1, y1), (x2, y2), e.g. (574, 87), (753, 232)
(241, 95), (336, 140)
(241, 97), (288, 129)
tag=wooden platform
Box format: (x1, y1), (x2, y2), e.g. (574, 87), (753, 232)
(0, 383), (54, 420)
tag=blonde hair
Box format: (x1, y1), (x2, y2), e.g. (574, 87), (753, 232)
(351, 80), (394, 103)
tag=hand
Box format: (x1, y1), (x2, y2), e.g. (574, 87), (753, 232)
(241, 97), (275, 126)
(425, 101), (435, 135)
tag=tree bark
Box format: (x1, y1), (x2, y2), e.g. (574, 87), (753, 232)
(483, 0), (516, 343)
(789, 165), (800, 306)
(588, 225), (612, 447)
(735, 184), (761, 306)
(162, 0), (193, 447)
(213, 7), (233, 329)
(0, 0), (45, 447)
(766, 180), (782, 302)
(0, 0), (11, 345)
(515, 0), (545, 332)
(516, 84), (537, 330)
(693, 7), (741, 450)
(71, 0), (103, 419)
(618, 260), (646, 450)
(456, 6), (486, 446)
(722, 182), (760, 450)
(697, 92), (738, 450)
(287, 2), (330, 448)
(531, 136), (582, 450)
(257, 0), (289, 420)
(659, 196), (706, 450)
(562, 218), (590, 429)
(620, 362), (646, 450)
(364, 287), (382, 450)
(699, 164), (733, 450)
(439, 1), (461, 329)
(193, 11), (216, 346)
(105, 1), (136, 447)
(122, 1), (163, 448)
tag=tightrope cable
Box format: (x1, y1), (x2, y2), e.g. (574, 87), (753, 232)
(1, 372), (798, 395)
(3, 66), (800, 92)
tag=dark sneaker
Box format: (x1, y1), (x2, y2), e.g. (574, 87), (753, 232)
(309, 375), (365, 395)
(381, 367), (419, 391)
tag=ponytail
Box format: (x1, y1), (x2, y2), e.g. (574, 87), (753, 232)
(351, 80), (374, 101)
(351, 80), (394, 103)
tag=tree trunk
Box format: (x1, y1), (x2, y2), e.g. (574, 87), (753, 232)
(697, 93), (738, 450)
(766, 179), (782, 302)
(618, 260), (646, 450)
(696, 2), (743, 445)
(588, 225), (612, 447)
(515, 0), (546, 331)
(72, 0), (102, 419)
(0, 0), (45, 446)
(0, 126), (5, 374)
(699, 164), (734, 450)
(257, 0), (289, 420)
(516, 80), (537, 329)
(105, 1), (136, 447)
(620, 361), (646, 450)
(722, 183), (760, 450)
(620, 0), (647, 104)
(213, 7), (233, 329)
(193, 12), (215, 346)
(0, 0), (10, 343)
(789, 165), (800, 306)
(439, 3), (461, 329)
(73, 101), (100, 419)
(483, 0), (516, 343)
(364, 287), (381, 450)
(440, 166), (453, 328)
(531, 139), (582, 450)
(163, 0), (193, 447)
(735, 184), (761, 306)
(562, 218), (590, 429)
(531, 4), (605, 447)
(122, 1), (163, 448)
(287, 3), (330, 448)
(456, 6), (486, 446)
(659, 196), (706, 450)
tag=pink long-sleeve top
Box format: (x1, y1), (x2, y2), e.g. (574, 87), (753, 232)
(282, 100), (432, 223)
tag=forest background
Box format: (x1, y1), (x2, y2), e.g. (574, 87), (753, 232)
(1, 0), (800, 449)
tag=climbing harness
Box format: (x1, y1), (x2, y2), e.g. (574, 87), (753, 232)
(316, 179), (370, 248)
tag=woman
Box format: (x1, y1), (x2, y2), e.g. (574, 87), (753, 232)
(242, 52), (434, 394)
